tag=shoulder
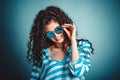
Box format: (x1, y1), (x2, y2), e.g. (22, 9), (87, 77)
(77, 39), (91, 46)
(77, 39), (94, 54)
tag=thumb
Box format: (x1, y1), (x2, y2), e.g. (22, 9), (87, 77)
(63, 27), (70, 38)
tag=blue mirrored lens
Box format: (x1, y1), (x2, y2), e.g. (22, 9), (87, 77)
(55, 27), (63, 34)
(46, 32), (54, 38)
(46, 27), (63, 39)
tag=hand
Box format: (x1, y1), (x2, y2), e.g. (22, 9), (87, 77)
(62, 23), (76, 41)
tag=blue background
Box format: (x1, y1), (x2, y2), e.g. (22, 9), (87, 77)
(1, 0), (120, 80)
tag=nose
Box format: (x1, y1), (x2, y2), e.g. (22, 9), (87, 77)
(54, 32), (59, 38)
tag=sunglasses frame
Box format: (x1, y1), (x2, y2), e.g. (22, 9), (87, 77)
(46, 26), (63, 39)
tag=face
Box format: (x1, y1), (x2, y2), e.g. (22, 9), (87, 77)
(44, 20), (64, 44)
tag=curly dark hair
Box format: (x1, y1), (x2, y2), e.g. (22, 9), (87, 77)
(27, 6), (94, 67)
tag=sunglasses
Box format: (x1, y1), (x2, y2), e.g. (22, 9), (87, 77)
(46, 26), (63, 39)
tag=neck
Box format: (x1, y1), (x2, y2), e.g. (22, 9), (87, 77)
(54, 43), (63, 48)
(50, 41), (69, 52)
(52, 42), (69, 52)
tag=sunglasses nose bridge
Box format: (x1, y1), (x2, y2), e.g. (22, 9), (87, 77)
(53, 32), (58, 37)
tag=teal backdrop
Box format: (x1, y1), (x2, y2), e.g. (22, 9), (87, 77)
(1, 0), (120, 80)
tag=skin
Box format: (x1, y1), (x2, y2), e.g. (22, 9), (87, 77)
(45, 20), (79, 62)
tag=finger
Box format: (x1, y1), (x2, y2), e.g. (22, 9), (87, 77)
(62, 24), (72, 27)
(63, 23), (76, 31)
(62, 26), (73, 31)
(63, 27), (69, 33)
(64, 23), (76, 26)
(63, 27), (70, 37)
(62, 24), (74, 29)
(73, 23), (76, 28)
(63, 23), (72, 26)
(62, 25), (73, 30)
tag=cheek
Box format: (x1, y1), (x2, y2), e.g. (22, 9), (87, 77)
(59, 33), (64, 38)
(50, 38), (54, 41)
(61, 33), (64, 38)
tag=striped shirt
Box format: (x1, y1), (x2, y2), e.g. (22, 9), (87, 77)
(30, 40), (93, 80)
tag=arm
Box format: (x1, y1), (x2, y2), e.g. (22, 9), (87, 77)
(62, 23), (79, 62)
(71, 39), (80, 62)
(69, 40), (92, 77)
(62, 24), (93, 77)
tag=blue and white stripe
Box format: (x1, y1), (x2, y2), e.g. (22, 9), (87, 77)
(30, 40), (93, 80)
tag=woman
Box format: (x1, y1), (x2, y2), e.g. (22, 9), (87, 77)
(27, 6), (94, 80)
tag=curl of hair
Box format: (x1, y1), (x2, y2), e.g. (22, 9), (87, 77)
(27, 6), (73, 67)
(27, 6), (94, 67)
